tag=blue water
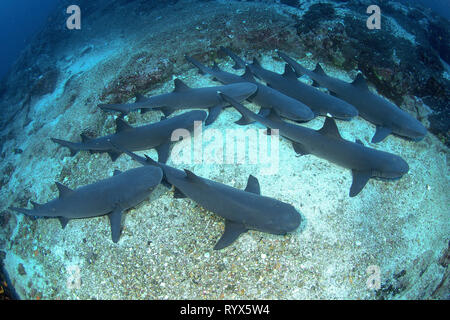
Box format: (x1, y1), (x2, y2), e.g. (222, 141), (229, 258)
(0, 0), (449, 81)
(0, 0), (58, 80)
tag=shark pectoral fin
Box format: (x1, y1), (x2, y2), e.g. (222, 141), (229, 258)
(108, 207), (124, 243)
(235, 113), (253, 125)
(107, 150), (122, 162)
(205, 105), (223, 126)
(55, 182), (73, 198)
(173, 187), (187, 199)
(350, 170), (372, 197)
(214, 220), (248, 250)
(292, 142), (309, 156)
(58, 217), (70, 229)
(266, 109), (282, 123)
(155, 142), (171, 164)
(257, 108), (271, 118)
(244, 175), (260, 194)
(371, 126), (391, 143)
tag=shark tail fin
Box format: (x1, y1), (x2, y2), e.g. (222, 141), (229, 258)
(185, 55), (208, 75)
(218, 92), (253, 125)
(98, 103), (131, 115)
(51, 138), (81, 157)
(9, 206), (34, 216)
(219, 46), (247, 69)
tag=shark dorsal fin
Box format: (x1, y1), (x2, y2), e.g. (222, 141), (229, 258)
(244, 175), (260, 194)
(352, 73), (368, 90)
(212, 62), (220, 71)
(282, 64), (297, 80)
(135, 93), (146, 103)
(318, 117), (342, 139)
(252, 58), (261, 67)
(113, 169), (122, 176)
(314, 63), (326, 76)
(55, 182), (73, 198)
(115, 118), (133, 133)
(241, 66), (255, 82)
(30, 200), (41, 209)
(173, 79), (190, 92)
(80, 133), (91, 143)
(184, 169), (203, 184)
(214, 220), (248, 250)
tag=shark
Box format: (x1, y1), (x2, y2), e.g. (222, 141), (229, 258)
(116, 147), (302, 250)
(9, 166), (163, 243)
(220, 47), (359, 120)
(51, 110), (207, 162)
(219, 93), (410, 197)
(278, 51), (427, 143)
(185, 55), (315, 122)
(98, 79), (257, 125)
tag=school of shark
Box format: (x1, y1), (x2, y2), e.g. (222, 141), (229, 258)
(9, 48), (426, 250)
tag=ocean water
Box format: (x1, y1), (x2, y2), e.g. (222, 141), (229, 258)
(0, 0), (448, 300)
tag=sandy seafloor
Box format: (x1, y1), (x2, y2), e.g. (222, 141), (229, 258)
(0, 0), (448, 299)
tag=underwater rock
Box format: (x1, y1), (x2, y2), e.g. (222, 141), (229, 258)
(17, 263), (26, 276)
(291, 1), (449, 145)
(101, 56), (172, 103)
(30, 68), (59, 98)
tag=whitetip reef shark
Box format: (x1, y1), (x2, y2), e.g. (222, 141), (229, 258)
(51, 110), (207, 162)
(98, 78), (257, 125)
(185, 54), (315, 122)
(115, 147), (302, 250)
(278, 51), (427, 143)
(219, 92), (410, 197)
(9, 166), (163, 243)
(220, 47), (359, 120)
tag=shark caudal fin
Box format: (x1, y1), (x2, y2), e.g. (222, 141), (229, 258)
(218, 92), (253, 125)
(98, 103), (132, 116)
(9, 206), (34, 216)
(9, 200), (42, 216)
(51, 138), (81, 157)
(219, 46), (247, 70)
(185, 55), (209, 75)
